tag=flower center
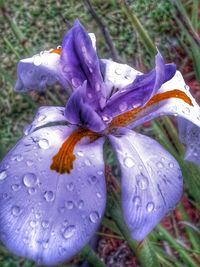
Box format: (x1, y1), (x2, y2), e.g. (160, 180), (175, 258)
(50, 128), (101, 174)
(109, 89), (193, 128)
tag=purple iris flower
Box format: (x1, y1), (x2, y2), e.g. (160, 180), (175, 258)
(1, 20), (200, 266)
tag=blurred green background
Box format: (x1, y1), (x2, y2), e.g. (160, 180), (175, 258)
(0, 0), (200, 266)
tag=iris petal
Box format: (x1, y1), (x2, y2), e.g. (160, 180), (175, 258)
(0, 126), (106, 265)
(109, 128), (182, 241)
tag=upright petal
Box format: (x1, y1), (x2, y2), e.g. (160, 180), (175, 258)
(23, 106), (66, 135)
(15, 49), (62, 92)
(65, 82), (106, 132)
(0, 126), (106, 266)
(61, 20), (105, 109)
(102, 52), (176, 118)
(109, 128), (182, 241)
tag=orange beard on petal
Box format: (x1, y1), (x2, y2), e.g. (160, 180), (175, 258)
(109, 89), (193, 128)
(50, 128), (101, 174)
(50, 47), (62, 55)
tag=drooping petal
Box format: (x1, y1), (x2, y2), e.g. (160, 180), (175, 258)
(65, 82), (106, 132)
(0, 126), (106, 266)
(23, 106), (66, 135)
(100, 59), (142, 98)
(178, 119), (200, 166)
(61, 20), (106, 109)
(109, 128), (182, 241)
(15, 50), (62, 92)
(126, 71), (200, 129)
(101, 52), (176, 118)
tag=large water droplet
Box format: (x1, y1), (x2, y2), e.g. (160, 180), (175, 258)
(38, 139), (49, 149)
(136, 174), (149, 190)
(63, 225), (76, 239)
(88, 176), (97, 185)
(77, 151), (84, 157)
(124, 157), (135, 168)
(33, 55), (42, 66)
(0, 170), (7, 181)
(23, 173), (37, 187)
(11, 206), (21, 216)
(146, 202), (155, 212)
(44, 191), (55, 202)
(115, 68), (122, 75)
(102, 115), (112, 123)
(89, 211), (99, 223)
(168, 162), (174, 168)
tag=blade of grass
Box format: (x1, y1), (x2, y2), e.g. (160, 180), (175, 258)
(191, 0), (199, 31)
(80, 245), (106, 267)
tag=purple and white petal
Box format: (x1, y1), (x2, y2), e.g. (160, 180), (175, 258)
(65, 82), (106, 132)
(61, 20), (106, 109)
(129, 71), (200, 129)
(178, 119), (200, 166)
(100, 59), (142, 98)
(0, 126), (106, 266)
(23, 106), (66, 136)
(101, 52), (176, 118)
(109, 128), (182, 241)
(15, 50), (62, 92)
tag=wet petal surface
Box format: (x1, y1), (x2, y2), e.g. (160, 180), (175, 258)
(0, 126), (106, 265)
(109, 129), (182, 241)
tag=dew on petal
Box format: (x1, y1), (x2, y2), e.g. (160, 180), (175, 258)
(26, 160), (34, 167)
(97, 170), (103, 175)
(66, 182), (74, 191)
(23, 173), (37, 188)
(44, 191), (55, 202)
(89, 211), (99, 223)
(124, 157), (135, 168)
(37, 114), (46, 122)
(77, 151), (84, 157)
(96, 192), (102, 198)
(136, 174), (149, 190)
(156, 161), (164, 168)
(28, 188), (37, 195)
(65, 200), (74, 210)
(11, 184), (21, 191)
(115, 68), (122, 75)
(78, 200), (84, 209)
(88, 176), (97, 185)
(11, 206), (21, 216)
(11, 154), (23, 162)
(33, 55), (42, 66)
(0, 170), (7, 181)
(63, 225), (76, 239)
(30, 220), (37, 228)
(168, 162), (174, 168)
(38, 139), (49, 149)
(119, 102), (128, 112)
(42, 220), (49, 229)
(132, 196), (141, 207)
(146, 202), (155, 212)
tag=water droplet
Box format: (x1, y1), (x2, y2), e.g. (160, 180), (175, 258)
(71, 77), (80, 87)
(78, 200), (84, 209)
(23, 236), (29, 244)
(115, 68), (122, 75)
(33, 55), (42, 66)
(59, 246), (67, 255)
(23, 173), (37, 187)
(28, 188), (37, 195)
(11, 206), (21, 216)
(102, 115), (112, 123)
(11, 154), (23, 162)
(184, 84), (190, 91)
(97, 170), (103, 175)
(42, 220), (49, 229)
(156, 161), (164, 168)
(88, 176), (97, 185)
(26, 160), (34, 167)
(37, 114), (46, 122)
(42, 240), (49, 249)
(168, 162), (174, 168)
(77, 151), (84, 157)
(66, 182), (74, 191)
(38, 139), (49, 149)
(65, 201), (74, 210)
(95, 83), (101, 92)
(119, 102), (127, 112)
(0, 170), (7, 181)
(132, 196), (141, 207)
(146, 202), (155, 212)
(63, 225), (76, 239)
(11, 184), (21, 191)
(136, 174), (149, 190)
(44, 191), (55, 202)
(124, 157), (135, 168)
(96, 192), (102, 198)
(30, 220), (37, 228)
(89, 211), (99, 223)
(182, 107), (190, 115)
(85, 158), (91, 166)
(2, 193), (9, 199)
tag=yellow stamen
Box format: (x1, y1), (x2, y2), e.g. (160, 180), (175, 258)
(50, 128), (100, 174)
(109, 89), (193, 128)
(50, 47), (62, 55)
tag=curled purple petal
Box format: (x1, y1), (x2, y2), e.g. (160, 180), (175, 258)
(61, 20), (106, 109)
(23, 106), (66, 136)
(65, 82), (106, 132)
(101, 52), (176, 118)
(109, 128), (182, 241)
(0, 126), (106, 265)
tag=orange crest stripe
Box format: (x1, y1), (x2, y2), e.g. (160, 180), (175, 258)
(50, 47), (62, 55)
(51, 129), (100, 174)
(109, 89), (193, 128)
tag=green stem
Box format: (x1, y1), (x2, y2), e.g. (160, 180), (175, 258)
(119, 0), (156, 58)
(191, 0), (199, 31)
(178, 203), (200, 254)
(3, 37), (20, 59)
(157, 224), (199, 267)
(80, 245), (106, 267)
